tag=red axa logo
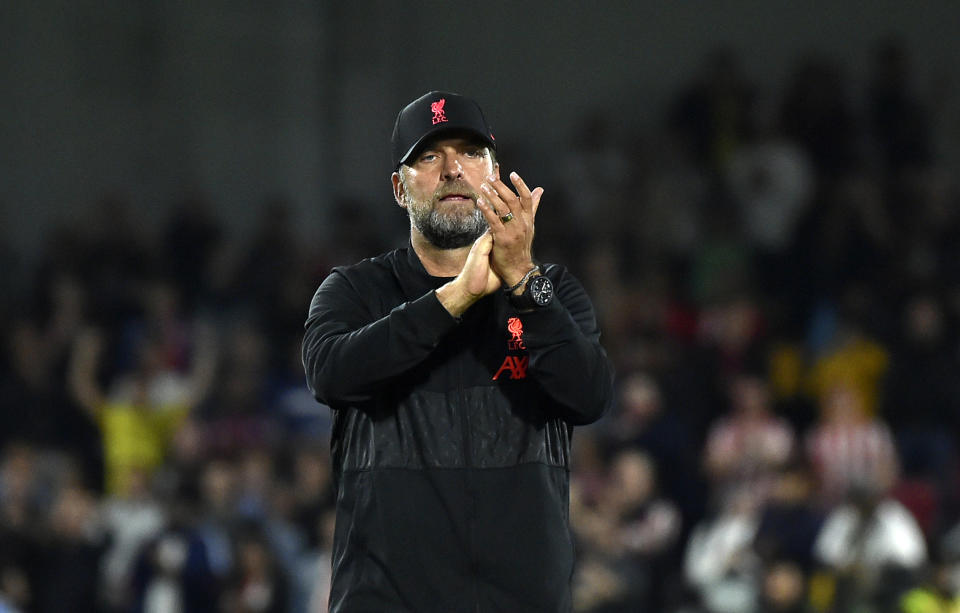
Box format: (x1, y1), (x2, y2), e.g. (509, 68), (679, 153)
(430, 98), (447, 125)
(492, 355), (529, 380)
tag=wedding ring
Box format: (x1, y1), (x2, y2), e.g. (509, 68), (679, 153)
(500, 212), (514, 223)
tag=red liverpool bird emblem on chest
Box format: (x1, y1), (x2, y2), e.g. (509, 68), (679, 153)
(493, 317), (529, 380)
(507, 317), (525, 350)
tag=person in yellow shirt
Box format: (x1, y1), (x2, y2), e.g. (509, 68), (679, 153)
(68, 325), (217, 496)
(807, 318), (889, 416)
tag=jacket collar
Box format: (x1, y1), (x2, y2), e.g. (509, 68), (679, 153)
(400, 240), (455, 294)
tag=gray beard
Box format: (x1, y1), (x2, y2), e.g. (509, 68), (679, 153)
(406, 195), (487, 249)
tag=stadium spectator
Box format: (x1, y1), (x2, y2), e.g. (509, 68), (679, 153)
(286, 446), (335, 613)
(805, 380), (899, 507)
(806, 297), (890, 418)
(32, 484), (104, 613)
(97, 467), (168, 611)
(703, 372), (795, 505)
(221, 526), (290, 613)
(67, 324), (217, 497)
(753, 463), (824, 569)
(604, 372), (699, 515)
(684, 487), (765, 613)
(200, 321), (279, 456)
(193, 458), (239, 584)
(756, 558), (815, 613)
(884, 293), (959, 487)
(812, 484), (926, 611)
(571, 449), (682, 611)
(128, 518), (219, 612)
(608, 450), (684, 609)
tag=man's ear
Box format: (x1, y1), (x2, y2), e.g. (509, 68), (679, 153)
(391, 171), (405, 208)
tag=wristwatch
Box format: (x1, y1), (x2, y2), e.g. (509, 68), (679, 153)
(509, 272), (554, 310)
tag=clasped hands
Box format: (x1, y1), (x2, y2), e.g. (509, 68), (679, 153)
(439, 171), (544, 317)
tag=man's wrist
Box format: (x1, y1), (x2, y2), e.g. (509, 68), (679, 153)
(435, 281), (476, 319)
(503, 263), (539, 295)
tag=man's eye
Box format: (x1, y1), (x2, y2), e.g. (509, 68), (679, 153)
(465, 149), (483, 158)
(419, 153), (437, 162)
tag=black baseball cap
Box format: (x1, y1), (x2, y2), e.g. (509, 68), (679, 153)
(391, 91), (496, 169)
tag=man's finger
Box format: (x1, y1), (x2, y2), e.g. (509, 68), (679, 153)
(483, 175), (521, 218)
(509, 172), (534, 215)
(474, 229), (494, 254)
(479, 186), (517, 230)
(464, 230), (493, 268)
(476, 195), (506, 230)
(531, 187), (544, 217)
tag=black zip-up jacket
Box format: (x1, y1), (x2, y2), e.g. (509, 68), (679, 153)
(302, 245), (614, 613)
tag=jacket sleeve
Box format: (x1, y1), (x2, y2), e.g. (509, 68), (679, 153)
(302, 269), (459, 404)
(520, 265), (614, 425)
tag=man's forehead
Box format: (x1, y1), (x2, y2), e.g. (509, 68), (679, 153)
(418, 132), (489, 151)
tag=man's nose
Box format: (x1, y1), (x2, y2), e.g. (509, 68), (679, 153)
(442, 155), (463, 180)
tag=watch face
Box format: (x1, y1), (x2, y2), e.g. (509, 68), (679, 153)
(529, 275), (553, 306)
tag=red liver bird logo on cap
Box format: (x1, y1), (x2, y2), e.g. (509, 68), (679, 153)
(430, 98), (447, 125)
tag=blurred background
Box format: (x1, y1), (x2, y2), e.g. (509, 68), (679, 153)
(3, 1), (960, 612)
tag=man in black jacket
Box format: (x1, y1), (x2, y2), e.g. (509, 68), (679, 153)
(302, 90), (614, 612)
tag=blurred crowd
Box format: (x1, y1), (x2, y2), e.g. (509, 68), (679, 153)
(3, 38), (960, 613)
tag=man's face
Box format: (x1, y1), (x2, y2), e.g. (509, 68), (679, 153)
(392, 136), (497, 249)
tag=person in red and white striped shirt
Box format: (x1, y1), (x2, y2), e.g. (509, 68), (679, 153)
(704, 373), (795, 506)
(805, 380), (899, 508)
